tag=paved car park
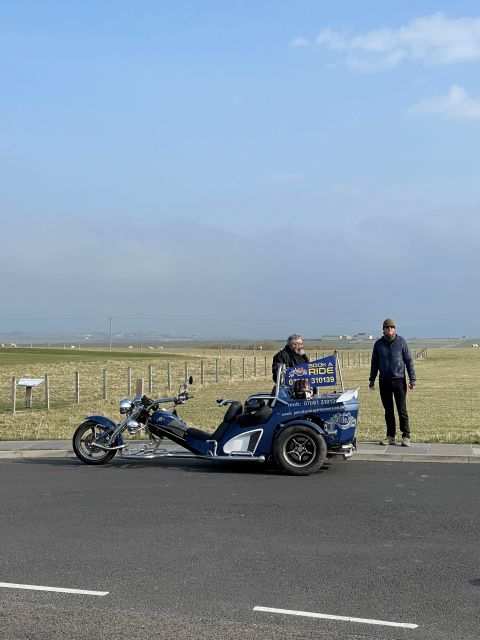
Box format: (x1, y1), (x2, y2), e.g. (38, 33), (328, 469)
(1, 453), (479, 639)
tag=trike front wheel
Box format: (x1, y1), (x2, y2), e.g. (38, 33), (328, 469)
(72, 420), (117, 465)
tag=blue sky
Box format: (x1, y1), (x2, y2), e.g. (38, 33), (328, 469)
(1, 1), (480, 339)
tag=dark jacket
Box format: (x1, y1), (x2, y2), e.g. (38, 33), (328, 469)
(369, 335), (416, 384)
(272, 345), (309, 382)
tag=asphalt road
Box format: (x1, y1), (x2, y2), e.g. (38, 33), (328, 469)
(1, 457), (479, 640)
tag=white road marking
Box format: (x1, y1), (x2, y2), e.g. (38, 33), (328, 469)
(254, 606), (418, 629)
(0, 582), (108, 596)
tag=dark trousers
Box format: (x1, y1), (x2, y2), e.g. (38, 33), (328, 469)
(379, 378), (410, 438)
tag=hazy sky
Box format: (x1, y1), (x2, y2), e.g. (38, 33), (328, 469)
(1, 1), (480, 339)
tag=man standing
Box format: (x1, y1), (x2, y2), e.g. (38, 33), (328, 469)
(369, 319), (416, 447)
(272, 334), (309, 382)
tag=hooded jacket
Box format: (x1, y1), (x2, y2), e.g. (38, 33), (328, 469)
(369, 334), (416, 384)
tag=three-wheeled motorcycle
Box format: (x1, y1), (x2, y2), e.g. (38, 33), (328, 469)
(72, 363), (359, 475)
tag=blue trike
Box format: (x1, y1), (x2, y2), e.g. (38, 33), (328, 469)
(72, 361), (359, 476)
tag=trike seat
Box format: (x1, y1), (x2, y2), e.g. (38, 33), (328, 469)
(186, 400), (243, 443)
(236, 404), (272, 427)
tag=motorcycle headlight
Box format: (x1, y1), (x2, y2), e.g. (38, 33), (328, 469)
(119, 399), (133, 414)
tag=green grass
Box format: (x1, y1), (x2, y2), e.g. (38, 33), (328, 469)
(172, 349), (480, 445)
(0, 346), (194, 366)
(343, 349), (480, 444)
(1, 347), (479, 443)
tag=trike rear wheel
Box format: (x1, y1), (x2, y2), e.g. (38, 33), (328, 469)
(273, 424), (326, 475)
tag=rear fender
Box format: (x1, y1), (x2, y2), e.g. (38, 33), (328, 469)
(276, 419), (327, 439)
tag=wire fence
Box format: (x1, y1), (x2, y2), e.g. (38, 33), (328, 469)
(0, 349), (428, 414)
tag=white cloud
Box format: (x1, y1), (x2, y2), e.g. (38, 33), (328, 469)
(315, 29), (348, 50)
(407, 85), (480, 120)
(315, 12), (480, 71)
(289, 36), (309, 48)
(346, 49), (407, 72)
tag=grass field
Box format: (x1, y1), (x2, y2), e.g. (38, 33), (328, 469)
(1, 347), (479, 443)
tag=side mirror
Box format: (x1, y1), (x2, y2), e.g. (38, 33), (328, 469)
(188, 376), (193, 385)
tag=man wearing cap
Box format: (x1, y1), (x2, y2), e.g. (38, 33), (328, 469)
(369, 319), (416, 447)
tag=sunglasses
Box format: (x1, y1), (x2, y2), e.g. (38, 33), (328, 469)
(384, 325), (395, 329)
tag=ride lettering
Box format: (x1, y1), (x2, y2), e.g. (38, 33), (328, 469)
(308, 363), (334, 376)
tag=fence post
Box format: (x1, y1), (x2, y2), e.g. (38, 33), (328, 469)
(230, 358), (233, 380)
(44, 373), (50, 410)
(167, 363), (172, 391)
(242, 357), (246, 380)
(215, 358), (219, 384)
(200, 360), (205, 385)
(75, 372), (80, 404)
(102, 369), (107, 400)
(184, 362), (188, 381)
(136, 379), (144, 395)
(264, 356), (267, 377)
(253, 356), (257, 377)
(127, 367), (132, 395)
(148, 365), (153, 393)
(11, 377), (16, 414)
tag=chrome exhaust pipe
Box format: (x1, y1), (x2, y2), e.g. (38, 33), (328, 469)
(93, 442), (126, 451)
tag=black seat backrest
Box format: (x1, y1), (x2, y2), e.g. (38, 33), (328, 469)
(211, 401), (243, 441)
(223, 401), (242, 423)
(236, 404), (273, 427)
